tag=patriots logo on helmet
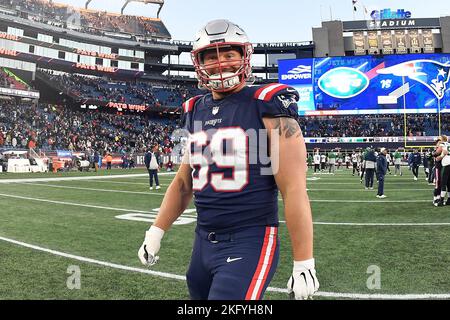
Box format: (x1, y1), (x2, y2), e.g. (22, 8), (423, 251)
(377, 59), (450, 100)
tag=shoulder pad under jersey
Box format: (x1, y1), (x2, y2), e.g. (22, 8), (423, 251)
(182, 95), (203, 113)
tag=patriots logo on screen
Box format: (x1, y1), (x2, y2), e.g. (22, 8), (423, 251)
(377, 59), (450, 100)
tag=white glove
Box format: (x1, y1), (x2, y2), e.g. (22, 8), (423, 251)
(138, 226), (165, 266)
(287, 258), (319, 300)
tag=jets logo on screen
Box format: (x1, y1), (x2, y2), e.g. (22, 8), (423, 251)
(377, 59), (450, 100)
(318, 67), (369, 99)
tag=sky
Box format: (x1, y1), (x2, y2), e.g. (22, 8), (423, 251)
(54, 0), (450, 43)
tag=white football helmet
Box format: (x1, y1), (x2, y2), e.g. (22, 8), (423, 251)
(191, 19), (254, 92)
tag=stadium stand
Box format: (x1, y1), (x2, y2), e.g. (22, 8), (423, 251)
(0, 0), (171, 40)
(298, 114), (450, 138)
(1, 99), (449, 156)
(0, 0), (448, 158)
(38, 69), (202, 107)
(0, 101), (180, 155)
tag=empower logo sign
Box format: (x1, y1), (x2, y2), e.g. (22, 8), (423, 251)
(279, 59), (314, 85)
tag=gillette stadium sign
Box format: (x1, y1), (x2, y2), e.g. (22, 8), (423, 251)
(370, 9), (412, 20)
(343, 9), (442, 31)
(368, 8), (416, 29)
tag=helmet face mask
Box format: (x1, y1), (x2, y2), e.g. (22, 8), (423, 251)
(191, 20), (254, 92)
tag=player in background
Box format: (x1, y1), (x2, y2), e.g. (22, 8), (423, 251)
(351, 151), (359, 176)
(360, 147), (369, 183)
(436, 136), (450, 206)
(426, 149), (435, 185)
(364, 147), (376, 190)
(376, 148), (388, 199)
(138, 19), (318, 300)
(345, 154), (351, 170)
(433, 137), (445, 206)
(385, 150), (392, 175)
(307, 153), (313, 170)
(393, 148), (403, 176)
(411, 150), (422, 181)
(422, 151), (429, 181)
(320, 153), (326, 172)
(337, 152), (343, 170)
(313, 150), (321, 173)
(328, 149), (337, 174)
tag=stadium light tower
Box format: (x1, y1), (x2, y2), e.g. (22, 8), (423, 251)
(121, 0), (164, 17)
(85, 0), (93, 9)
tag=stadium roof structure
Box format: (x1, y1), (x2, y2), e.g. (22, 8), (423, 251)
(121, 0), (164, 17)
(84, 0), (165, 17)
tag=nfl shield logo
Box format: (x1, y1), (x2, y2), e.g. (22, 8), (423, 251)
(212, 106), (219, 115)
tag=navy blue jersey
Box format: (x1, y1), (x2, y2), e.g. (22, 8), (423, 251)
(182, 84), (299, 232)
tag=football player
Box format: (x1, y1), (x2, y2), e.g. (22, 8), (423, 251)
(393, 148), (403, 176)
(433, 136), (445, 206)
(435, 135), (450, 206)
(351, 151), (359, 176)
(138, 19), (319, 300)
(313, 150), (321, 173)
(328, 149), (337, 174)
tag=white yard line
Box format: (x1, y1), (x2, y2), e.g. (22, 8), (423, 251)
(18, 183), (166, 195)
(0, 193), (157, 213)
(87, 180), (168, 186)
(0, 235), (448, 300)
(307, 189), (432, 191)
(304, 199), (431, 203)
(306, 182), (430, 184)
(0, 172), (175, 184)
(4, 182), (434, 202)
(1, 193), (447, 225)
(312, 222), (450, 226)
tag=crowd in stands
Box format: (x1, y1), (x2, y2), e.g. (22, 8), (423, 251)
(298, 114), (450, 138)
(0, 101), (180, 156)
(0, 0), (171, 39)
(40, 70), (202, 108)
(2, 100), (450, 156)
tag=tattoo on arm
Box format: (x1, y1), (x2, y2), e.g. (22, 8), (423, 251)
(267, 117), (302, 139)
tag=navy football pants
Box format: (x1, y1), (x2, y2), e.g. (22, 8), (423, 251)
(147, 169), (159, 187)
(186, 226), (279, 300)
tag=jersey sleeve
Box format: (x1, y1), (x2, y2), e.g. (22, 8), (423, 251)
(253, 84), (299, 119)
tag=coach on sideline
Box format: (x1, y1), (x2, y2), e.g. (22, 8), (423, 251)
(144, 144), (161, 190)
(376, 148), (388, 199)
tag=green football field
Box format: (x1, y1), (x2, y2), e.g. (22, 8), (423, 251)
(0, 167), (449, 300)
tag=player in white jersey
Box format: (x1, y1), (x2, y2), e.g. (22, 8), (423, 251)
(320, 154), (326, 171)
(313, 152), (321, 173)
(351, 152), (359, 176)
(385, 151), (392, 175)
(345, 155), (351, 169)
